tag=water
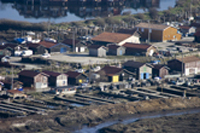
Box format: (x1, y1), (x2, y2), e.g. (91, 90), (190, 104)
(73, 108), (200, 133)
(0, 0), (176, 23)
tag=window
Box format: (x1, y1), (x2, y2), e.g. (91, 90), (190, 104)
(141, 28), (144, 32)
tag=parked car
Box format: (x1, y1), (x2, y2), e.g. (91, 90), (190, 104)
(41, 53), (51, 58)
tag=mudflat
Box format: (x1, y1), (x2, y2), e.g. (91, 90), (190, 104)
(0, 97), (200, 133)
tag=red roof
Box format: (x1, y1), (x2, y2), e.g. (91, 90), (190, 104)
(62, 39), (80, 46)
(91, 32), (132, 43)
(18, 70), (49, 78)
(39, 41), (56, 48)
(43, 70), (67, 77)
(88, 45), (106, 49)
(7, 90), (22, 94)
(65, 71), (82, 78)
(179, 26), (191, 30)
(27, 43), (41, 48)
(123, 43), (152, 50)
(108, 45), (121, 50)
(98, 66), (123, 76)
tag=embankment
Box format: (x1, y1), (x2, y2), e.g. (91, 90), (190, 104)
(0, 97), (200, 133)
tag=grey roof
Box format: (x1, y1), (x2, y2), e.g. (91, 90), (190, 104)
(123, 61), (145, 68)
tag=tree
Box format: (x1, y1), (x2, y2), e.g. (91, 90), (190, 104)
(149, 8), (158, 19)
(94, 19), (105, 27)
(135, 13), (144, 20)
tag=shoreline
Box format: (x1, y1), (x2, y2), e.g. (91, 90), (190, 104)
(1, 97), (200, 132)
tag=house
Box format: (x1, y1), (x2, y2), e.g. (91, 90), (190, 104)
(167, 56), (200, 76)
(62, 39), (87, 52)
(107, 44), (126, 56)
(0, 44), (16, 56)
(51, 86), (76, 95)
(27, 43), (46, 54)
(88, 45), (107, 57)
(152, 64), (169, 78)
(135, 22), (182, 42)
(123, 61), (152, 80)
(0, 80), (23, 90)
(65, 71), (87, 85)
(43, 70), (68, 87)
(18, 70), (49, 89)
(95, 65), (135, 82)
(123, 43), (157, 56)
(179, 26), (196, 36)
(91, 32), (140, 46)
(6, 90), (27, 99)
(39, 41), (70, 53)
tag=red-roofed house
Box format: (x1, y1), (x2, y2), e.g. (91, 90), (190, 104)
(43, 70), (68, 87)
(91, 32), (140, 46)
(38, 41), (70, 53)
(135, 22), (181, 42)
(107, 44), (126, 56)
(123, 43), (157, 56)
(18, 70), (49, 89)
(65, 71), (87, 85)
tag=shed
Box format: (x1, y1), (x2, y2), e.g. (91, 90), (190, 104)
(62, 39), (87, 52)
(18, 70), (49, 89)
(65, 71), (87, 85)
(27, 43), (46, 54)
(88, 45), (107, 57)
(107, 44), (126, 56)
(152, 64), (169, 78)
(167, 56), (200, 76)
(96, 66), (135, 82)
(123, 61), (153, 80)
(123, 42), (157, 56)
(43, 70), (68, 87)
(135, 22), (182, 42)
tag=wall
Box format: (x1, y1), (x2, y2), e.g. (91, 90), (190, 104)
(97, 47), (106, 57)
(118, 35), (140, 46)
(139, 65), (152, 79)
(163, 27), (181, 41)
(34, 74), (48, 89)
(56, 74), (68, 87)
(89, 48), (98, 56)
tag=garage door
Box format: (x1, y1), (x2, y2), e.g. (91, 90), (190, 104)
(189, 69), (195, 75)
(60, 47), (67, 53)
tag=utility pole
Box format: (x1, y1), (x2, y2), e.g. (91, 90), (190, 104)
(11, 66), (13, 90)
(181, 53), (184, 77)
(148, 20), (151, 43)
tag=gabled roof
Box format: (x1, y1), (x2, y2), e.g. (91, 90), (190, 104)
(43, 70), (67, 77)
(117, 28), (141, 37)
(108, 45), (122, 50)
(27, 43), (42, 48)
(39, 41), (57, 48)
(135, 22), (169, 30)
(123, 43), (152, 50)
(153, 64), (170, 70)
(176, 56), (200, 63)
(65, 71), (85, 78)
(88, 45), (106, 49)
(97, 66), (123, 76)
(123, 61), (145, 68)
(62, 39), (80, 46)
(91, 32), (133, 43)
(18, 70), (49, 78)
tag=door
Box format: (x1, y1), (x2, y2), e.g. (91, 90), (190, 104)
(119, 49), (123, 56)
(140, 73), (144, 80)
(60, 47), (67, 53)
